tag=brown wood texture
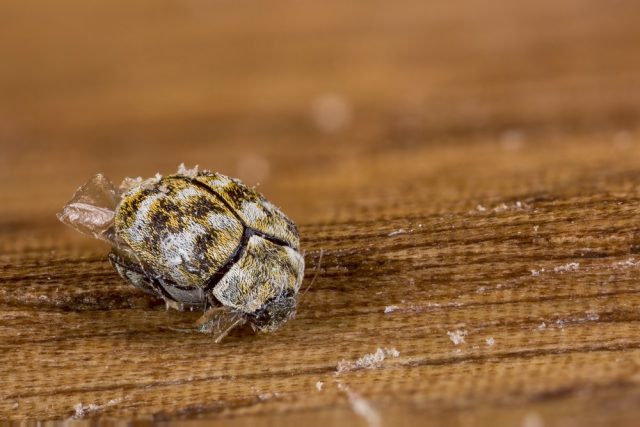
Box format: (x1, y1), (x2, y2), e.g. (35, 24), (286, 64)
(2, 0), (640, 424)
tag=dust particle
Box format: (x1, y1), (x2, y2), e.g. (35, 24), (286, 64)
(585, 312), (600, 321)
(384, 305), (399, 314)
(177, 163), (199, 178)
(71, 398), (123, 419)
(447, 330), (467, 345)
(388, 229), (410, 237)
(72, 403), (101, 419)
(553, 262), (579, 273)
(336, 347), (400, 374)
(339, 384), (381, 427)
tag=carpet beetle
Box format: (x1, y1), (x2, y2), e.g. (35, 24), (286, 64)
(58, 164), (305, 341)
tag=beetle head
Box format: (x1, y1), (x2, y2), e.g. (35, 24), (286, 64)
(247, 290), (297, 333)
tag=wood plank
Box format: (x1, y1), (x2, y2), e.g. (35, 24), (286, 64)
(1, 0), (640, 423)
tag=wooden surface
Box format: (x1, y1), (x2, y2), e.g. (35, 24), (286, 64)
(2, 0), (640, 424)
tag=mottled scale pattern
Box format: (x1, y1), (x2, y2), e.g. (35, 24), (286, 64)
(194, 173), (300, 249)
(212, 235), (305, 313)
(115, 177), (244, 288)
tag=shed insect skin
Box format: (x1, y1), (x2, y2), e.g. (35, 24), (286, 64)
(59, 166), (305, 340)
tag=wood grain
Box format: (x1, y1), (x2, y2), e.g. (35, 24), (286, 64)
(2, 0), (640, 424)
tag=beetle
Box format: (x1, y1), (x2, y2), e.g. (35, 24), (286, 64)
(58, 165), (305, 341)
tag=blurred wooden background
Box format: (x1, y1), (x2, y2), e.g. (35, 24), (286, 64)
(2, 0), (640, 424)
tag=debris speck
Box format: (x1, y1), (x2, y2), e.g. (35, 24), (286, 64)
(384, 305), (399, 314)
(73, 404), (100, 419)
(388, 229), (410, 237)
(538, 322), (547, 330)
(531, 268), (545, 276)
(613, 258), (640, 268)
(585, 312), (600, 321)
(447, 330), (468, 345)
(316, 381), (324, 391)
(476, 204), (487, 212)
(533, 225), (539, 232)
(339, 384), (381, 427)
(71, 398), (123, 419)
(493, 203), (509, 213)
(554, 262), (579, 273)
(158, 183), (170, 194)
(177, 163), (199, 178)
(119, 176), (144, 191)
(336, 347), (400, 374)
(492, 201), (530, 213)
(485, 337), (495, 346)
(385, 348), (400, 357)
(258, 392), (280, 401)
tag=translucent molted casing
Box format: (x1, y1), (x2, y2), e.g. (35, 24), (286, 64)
(56, 173), (120, 244)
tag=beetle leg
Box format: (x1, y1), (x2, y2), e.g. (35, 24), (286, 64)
(196, 306), (247, 343)
(109, 251), (156, 295)
(109, 250), (185, 310)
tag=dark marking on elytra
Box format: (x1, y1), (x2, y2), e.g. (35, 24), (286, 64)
(189, 195), (227, 218)
(224, 180), (261, 210)
(185, 176), (292, 249)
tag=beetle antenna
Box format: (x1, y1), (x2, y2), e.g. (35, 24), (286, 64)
(299, 249), (323, 301)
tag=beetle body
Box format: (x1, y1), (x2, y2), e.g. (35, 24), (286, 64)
(72, 168), (305, 335)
